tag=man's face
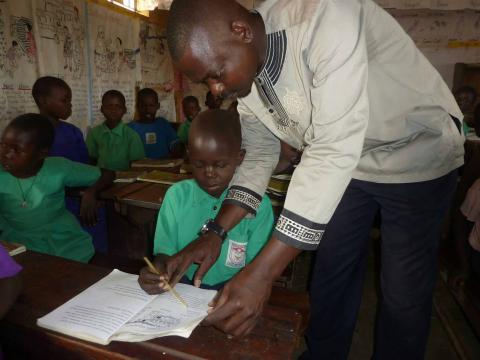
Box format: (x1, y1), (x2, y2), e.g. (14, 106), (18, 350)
(137, 95), (160, 122)
(41, 86), (72, 120)
(176, 31), (258, 100)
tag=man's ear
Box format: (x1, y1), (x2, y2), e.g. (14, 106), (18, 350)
(237, 148), (246, 164)
(231, 20), (253, 43)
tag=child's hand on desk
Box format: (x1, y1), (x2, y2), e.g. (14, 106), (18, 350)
(80, 188), (98, 227)
(138, 258), (169, 295)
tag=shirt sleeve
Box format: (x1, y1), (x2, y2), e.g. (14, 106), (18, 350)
(153, 187), (179, 256)
(0, 245), (22, 279)
(223, 101), (281, 215)
(245, 196), (274, 263)
(85, 130), (98, 159)
(129, 131), (146, 161)
(274, 1), (369, 250)
(60, 158), (101, 187)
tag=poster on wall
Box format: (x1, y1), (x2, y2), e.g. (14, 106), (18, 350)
(33, 0), (89, 130)
(88, 2), (140, 125)
(139, 20), (176, 122)
(0, 0), (38, 130)
(376, 0), (480, 10)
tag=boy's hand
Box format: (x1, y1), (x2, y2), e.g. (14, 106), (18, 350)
(80, 188), (98, 227)
(164, 232), (222, 287)
(138, 261), (169, 294)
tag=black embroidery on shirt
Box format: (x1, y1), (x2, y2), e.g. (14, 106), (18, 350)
(255, 30), (297, 132)
(224, 186), (261, 214)
(274, 208), (325, 249)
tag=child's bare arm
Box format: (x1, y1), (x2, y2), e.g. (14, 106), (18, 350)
(80, 168), (115, 226)
(138, 254), (171, 294)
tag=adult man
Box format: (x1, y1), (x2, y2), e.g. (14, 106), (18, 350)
(163, 0), (464, 358)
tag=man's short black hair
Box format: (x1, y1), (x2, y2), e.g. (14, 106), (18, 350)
(7, 113), (55, 149)
(102, 89), (126, 105)
(182, 95), (199, 106)
(32, 76), (70, 106)
(137, 87), (159, 102)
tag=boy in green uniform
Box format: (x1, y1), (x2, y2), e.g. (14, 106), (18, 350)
(0, 114), (114, 263)
(86, 90), (145, 171)
(139, 109), (274, 291)
(177, 95), (201, 145)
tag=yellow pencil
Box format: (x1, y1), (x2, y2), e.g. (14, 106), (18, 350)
(143, 257), (188, 307)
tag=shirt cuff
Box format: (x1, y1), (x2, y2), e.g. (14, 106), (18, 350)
(223, 186), (262, 215)
(274, 208), (326, 250)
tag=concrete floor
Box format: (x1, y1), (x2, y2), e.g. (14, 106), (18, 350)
(291, 239), (480, 359)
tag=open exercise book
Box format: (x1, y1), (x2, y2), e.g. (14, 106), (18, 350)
(37, 270), (217, 345)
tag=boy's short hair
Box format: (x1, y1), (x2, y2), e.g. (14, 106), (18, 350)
(102, 89), (126, 105)
(8, 113), (55, 149)
(137, 88), (159, 102)
(32, 76), (70, 106)
(190, 109), (241, 150)
(182, 95), (199, 107)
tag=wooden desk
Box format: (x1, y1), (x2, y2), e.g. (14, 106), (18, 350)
(0, 252), (303, 360)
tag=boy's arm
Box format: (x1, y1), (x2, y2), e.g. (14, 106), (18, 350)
(81, 168), (115, 226)
(167, 122), (185, 158)
(139, 187), (179, 294)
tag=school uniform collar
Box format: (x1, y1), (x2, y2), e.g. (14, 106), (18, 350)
(100, 121), (126, 136)
(192, 181), (228, 207)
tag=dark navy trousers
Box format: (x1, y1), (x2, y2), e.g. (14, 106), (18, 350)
(301, 170), (458, 360)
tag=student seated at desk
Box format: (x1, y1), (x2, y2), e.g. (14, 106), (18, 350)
(86, 90), (145, 171)
(139, 109), (274, 291)
(33, 76), (108, 254)
(129, 88), (184, 159)
(177, 95), (201, 146)
(0, 245), (22, 319)
(0, 114), (114, 263)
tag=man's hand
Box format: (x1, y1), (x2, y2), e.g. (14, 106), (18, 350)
(80, 188), (98, 227)
(204, 263), (274, 337)
(165, 232), (223, 287)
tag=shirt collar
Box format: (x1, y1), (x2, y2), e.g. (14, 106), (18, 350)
(192, 181), (228, 206)
(256, 30), (287, 86)
(101, 121), (125, 136)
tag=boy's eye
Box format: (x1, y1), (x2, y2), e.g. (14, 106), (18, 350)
(193, 162), (204, 168)
(216, 162), (227, 168)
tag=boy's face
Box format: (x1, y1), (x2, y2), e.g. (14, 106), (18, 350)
(101, 95), (126, 125)
(0, 127), (47, 178)
(176, 35), (258, 100)
(40, 86), (72, 120)
(188, 137), (244, 198)
(205, 93), (223, 109)
(183, 101), (201, 119)
(455, 91), (475, 113)
(137, 95), (159, 122)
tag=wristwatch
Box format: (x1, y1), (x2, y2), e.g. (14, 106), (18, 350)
(199, 219), (228, 241)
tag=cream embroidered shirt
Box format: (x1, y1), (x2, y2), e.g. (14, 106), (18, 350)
(223, 0), (464, 250)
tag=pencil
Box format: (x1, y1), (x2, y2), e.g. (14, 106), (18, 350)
(143, 257), (188, 307)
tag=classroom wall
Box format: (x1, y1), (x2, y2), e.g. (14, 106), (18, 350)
(0, 0), (175, 133)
